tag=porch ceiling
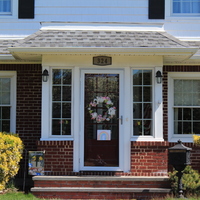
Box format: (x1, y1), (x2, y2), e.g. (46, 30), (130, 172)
(5, 30), (199, 63)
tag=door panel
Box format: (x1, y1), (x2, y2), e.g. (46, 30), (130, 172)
(84, 73), (119, 167)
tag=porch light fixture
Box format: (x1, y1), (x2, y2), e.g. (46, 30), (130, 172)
(42, 69), (49, 82)
(156, 70), (162, 84)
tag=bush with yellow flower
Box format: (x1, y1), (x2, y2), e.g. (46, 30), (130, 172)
(0, 132), (23, 191)
(193, 134), (200, 146)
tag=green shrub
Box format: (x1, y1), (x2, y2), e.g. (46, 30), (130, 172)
(169, 165), (200, 197)
(0, 132), (23, 191)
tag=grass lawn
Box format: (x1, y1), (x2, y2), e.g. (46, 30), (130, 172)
(0, 191), (61, 200)
(1, 191), (200, 200)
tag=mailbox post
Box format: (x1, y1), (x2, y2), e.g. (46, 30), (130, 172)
(168, 140), (192, 198)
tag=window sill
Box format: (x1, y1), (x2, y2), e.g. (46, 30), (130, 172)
(131, 136), (164, 142)
(169, 135), (194, 143)
(0, 15), (16, 19)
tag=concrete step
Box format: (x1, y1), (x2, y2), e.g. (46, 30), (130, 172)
(31, 176), (172, 199)
(31, 187), (171, 193)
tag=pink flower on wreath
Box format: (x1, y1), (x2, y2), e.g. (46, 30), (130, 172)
(88, 96), (116, 123)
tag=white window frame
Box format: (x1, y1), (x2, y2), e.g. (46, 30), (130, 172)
(0, 0), (18, 18)
(131, 67), (163, 142)
(0, 71), (16, 133)
(41, 66), (74, 141)
(168, 72), (200, 142)
(166, 0), (200, 18)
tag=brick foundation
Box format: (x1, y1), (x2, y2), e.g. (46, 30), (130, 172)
(130, 141), (169, 176)
(37, 141), (73, 174)
(36, 140), (200, 176)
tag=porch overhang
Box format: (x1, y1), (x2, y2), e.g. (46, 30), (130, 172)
(8, 46), (198, 63)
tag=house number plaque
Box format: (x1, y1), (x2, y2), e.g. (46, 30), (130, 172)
(93, 56), (112, 66)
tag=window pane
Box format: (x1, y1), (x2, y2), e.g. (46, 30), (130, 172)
(174, 108), (182, 120)
(173, 2), (181, 13)
(182, 2), (190, 13)
(174, 93), (183, 106)
(192, 2), (200, 12)
(52, 103), (61, 118)
(143, 70), (152, 85)
(144, 120), (152, 135)
(2, 107), (10, 119)
(53, 70), (61, 84)
(2, 78), (10, 90)
(133, 87), (142, 102)
(0, 107), (10, 132)
(52, 120), (61, 135)
(62, 120), (71, 135)
(2, 92), (10, 104)
(62, 86), (71, 101)
(0, 0), (11, 12)
(133, 120), (142, 135)
(63, 69), (72, 84)
(174, 121), (183, 134)
(143, 103), (152, 119)
(174, 80), (183, 92)
(62, 103), (71, 118)
(52, 86), (61, 101)
(193, 108), (200, 120)
(133, 103), (142, 118)
(194, 122), (200, 134)
(2, 120), (10, 132)
(183, 108), (191, 120)
(133, 70), (142, 85)
(0, 78), (10, 105)
(143, 87), (152, 102)
(183, 122), (191, 134)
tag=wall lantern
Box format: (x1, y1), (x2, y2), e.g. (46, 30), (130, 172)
(42, 69), (49, 82)
(155, 70), (162, 84)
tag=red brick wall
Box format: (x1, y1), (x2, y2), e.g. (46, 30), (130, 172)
(37, 141), (73, 175)
(0, 64), (42, 177)
(130, 141), (200, 176)
(131, 141), (169, 176)
(0, 64), (42, 148)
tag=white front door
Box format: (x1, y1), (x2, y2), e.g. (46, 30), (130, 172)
(80, 70), (124, 171)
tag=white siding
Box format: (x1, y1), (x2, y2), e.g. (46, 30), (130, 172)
(0, 0), (200, 39)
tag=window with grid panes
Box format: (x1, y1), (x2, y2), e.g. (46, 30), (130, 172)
(174, 79), (200, 134)
(173, 0), (200, 14)
(133, 70), (153, 136)
(0, 78), (11, 132)
(51, 69), (72, 135)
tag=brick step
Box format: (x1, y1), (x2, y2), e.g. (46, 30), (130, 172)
(31, 176), (171, 199)
(31, 187), (171, 200)
(33, 176), (170, 188)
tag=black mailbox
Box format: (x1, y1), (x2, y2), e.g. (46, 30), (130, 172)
(168, 140), (192, 198)
(168, 140), (192, 167)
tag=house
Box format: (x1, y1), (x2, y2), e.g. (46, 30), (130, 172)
(1, 0), (200, 199)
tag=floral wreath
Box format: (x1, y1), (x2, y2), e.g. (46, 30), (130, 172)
(88, 96), (116, 123)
